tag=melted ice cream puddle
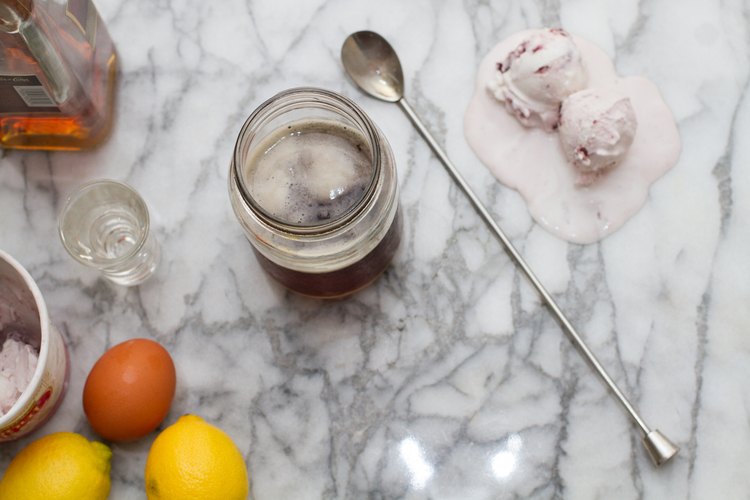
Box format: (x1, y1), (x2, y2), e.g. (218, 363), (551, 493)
(464, 30), (681, 244)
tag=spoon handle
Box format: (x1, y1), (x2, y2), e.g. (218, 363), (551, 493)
(397, 96), (663, 441)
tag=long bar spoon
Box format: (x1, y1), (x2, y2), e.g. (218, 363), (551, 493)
(341, 30), (678, 466)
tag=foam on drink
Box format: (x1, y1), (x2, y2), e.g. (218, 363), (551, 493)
(244, 119), (375, 227)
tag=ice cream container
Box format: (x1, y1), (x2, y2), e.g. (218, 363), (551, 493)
(0, 250), (69, 442)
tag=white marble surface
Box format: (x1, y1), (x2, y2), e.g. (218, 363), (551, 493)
(1, 0), (749, 498)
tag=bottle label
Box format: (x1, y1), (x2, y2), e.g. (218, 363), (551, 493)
(0, 75), (61, 114)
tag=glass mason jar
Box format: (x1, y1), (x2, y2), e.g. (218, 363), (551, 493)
(229, 87), (401, 298)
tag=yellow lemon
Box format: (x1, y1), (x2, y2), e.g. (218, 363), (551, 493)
(145, 414), (249, 500)
(0, 431), (111, 500)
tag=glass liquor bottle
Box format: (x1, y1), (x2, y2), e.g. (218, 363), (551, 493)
(0, 0), (116, 150)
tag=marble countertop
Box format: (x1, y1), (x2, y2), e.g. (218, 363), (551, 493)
(2, 0), (749, 498)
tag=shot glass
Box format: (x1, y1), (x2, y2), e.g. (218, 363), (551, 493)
(58, 180), (160, 286)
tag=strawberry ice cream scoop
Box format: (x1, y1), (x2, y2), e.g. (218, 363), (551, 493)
(558, 88), (637, 186)
(487, 28), (587, 131)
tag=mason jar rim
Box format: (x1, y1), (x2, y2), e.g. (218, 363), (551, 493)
(231, 87), (382, 235)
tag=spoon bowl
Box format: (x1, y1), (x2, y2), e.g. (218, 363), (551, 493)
(341, 31), (404, 103)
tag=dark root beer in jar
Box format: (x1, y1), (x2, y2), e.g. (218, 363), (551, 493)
(229, 87), (401, 298)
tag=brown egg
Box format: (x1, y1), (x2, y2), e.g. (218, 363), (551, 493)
(83, 338), (176, 442)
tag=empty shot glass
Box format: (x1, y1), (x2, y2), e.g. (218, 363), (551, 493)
(58, 180), (160, 286)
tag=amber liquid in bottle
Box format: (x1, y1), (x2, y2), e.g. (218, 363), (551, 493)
(0, 0), (116, 150)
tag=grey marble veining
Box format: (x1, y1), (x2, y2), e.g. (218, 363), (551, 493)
(1, 0), (750, 498)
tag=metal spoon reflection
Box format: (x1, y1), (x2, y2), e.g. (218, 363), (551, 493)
(341, 30), (678, 467)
